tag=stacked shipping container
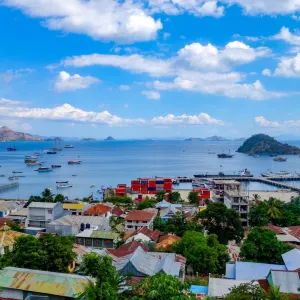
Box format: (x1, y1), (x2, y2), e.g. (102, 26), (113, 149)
(116, 184), (127, 196)
(131, 178), (173, 194)
(193, 187), (211, 201)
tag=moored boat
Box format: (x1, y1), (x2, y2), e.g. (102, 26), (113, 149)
(56, 180), (69, 184)
(273, 157), (287, 162)
(51, 164), (61, 168)
(46, 151), (57, 154)
(7, 146), (16, 151)
(68, 160), (81, 165)
(64, 145), (74, 148)
(27, 162), (44, 166)
(35, 167), (53, 172)
(57, 183), (72, 188)
(217, 153), (233, 158)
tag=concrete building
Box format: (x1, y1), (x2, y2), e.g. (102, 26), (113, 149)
(25, 202), (65, 228)
(63, 203), (90, 216)
(124, 210), (155, 231)
(211, 180), (250, 226)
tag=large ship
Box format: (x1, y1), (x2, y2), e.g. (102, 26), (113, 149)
(194, 169), (253, 178)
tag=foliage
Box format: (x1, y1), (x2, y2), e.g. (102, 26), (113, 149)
(249, 198), (300, 227)
(197, 202), (244, 244)
(24, 188), (65, 207)
(155, 191), (166, 202)
(240, 227), (292, 264)
(224, 282), (266, 300)
(136, 198), (156, 210)
(131, 273), (196, 300)
(7, 222), (24, 232)
(267, 285), (289, 300)
(0, 234), (76, 273)
(173, 231), (230, 274)
(186, 277), (208, 286)
(168, 192), (182, 203)
(237, 134), (300, 155)
(104, 195), (133, 205)
(188, 192), (199, 205)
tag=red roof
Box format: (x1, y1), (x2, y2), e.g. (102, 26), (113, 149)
(112, 206), (124, 217)
(125, 210), (155, 221)
(83, 204), (112, 216)
(107, 241), (149, 257)
(262, 225), (284, 235)
(0, 218), (15, 226)
(130, 227), (162, 242)
(287, 226), (300, 240)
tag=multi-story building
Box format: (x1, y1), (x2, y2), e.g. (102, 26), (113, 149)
(124, 210), (155, 231)
(211, 180), (250, 226)
(25, 202), (65, 228)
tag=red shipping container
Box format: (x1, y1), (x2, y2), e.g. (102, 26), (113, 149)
(164, 183), (172, 188)
(164, 178), (172, 182)
(116, 188), (126, 193)
(118, 184), (127, 188)
(131, 180), (140, 184)
(148, 180), (156, 187)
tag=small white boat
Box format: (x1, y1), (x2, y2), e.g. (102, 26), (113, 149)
(64, 145), (74, 148)
(57, 184), (72, 188)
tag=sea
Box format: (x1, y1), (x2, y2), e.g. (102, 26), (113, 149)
(1, 140), (300, 200)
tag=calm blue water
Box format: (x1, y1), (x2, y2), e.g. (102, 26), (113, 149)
(0, 140), (300, 199)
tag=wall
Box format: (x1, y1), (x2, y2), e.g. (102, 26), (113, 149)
(0, 288), (24, 300)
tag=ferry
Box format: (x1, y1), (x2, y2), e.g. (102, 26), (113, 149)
(240, 168), (253, 177)
(64, 145), (74, 148)
(56, 180), (69, 184)
(35, 167), (53, 172)
(273, 157), (287, 162)
(57, 183), (72, 188)
(68, 160), (81, 165)
(51, 165), (61, 168)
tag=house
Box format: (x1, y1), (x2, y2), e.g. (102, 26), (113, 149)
(125, 210), (155, 231)
(46, 215), (110, 236)
(107, 240), (149, 257)
(0, 201), (22, 217)
(124, 227), (161, 243)
(112, 206), (125, 217)
(0, 224), (28, 255)
(25, 202), (65, 228)
(0, 267), (90, 300)
(63, 203), (90, 216)
(156, 234), (181, 251)
(208, 278), (259, 298)
(282, 249), (300, 271)
(159, 205), (182, 222)
(76, 229), (120, 248)
(83, 203), (114, 218)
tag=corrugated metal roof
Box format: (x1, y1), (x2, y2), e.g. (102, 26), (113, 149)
(28, 202), (58, 208)
(208, 278), (259, 297)
(91, 230), (119, 239)
(225, 263), (236, 279)
(269, 270), (300, 294)
(63, 203), (85, 210)
(0, 267), (90, 298)
(232, 261), (286, 280)
(0, 227), (28, 248)
(282, 249), (300, 271)
(125, 210), (154, 221)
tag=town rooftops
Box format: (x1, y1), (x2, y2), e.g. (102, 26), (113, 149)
(267, 270), (300, 295)
(125, 210), (155, 221)
(83, 203), (112, 216)
(108, 240), (149, 257)
(63, 203), (85, 210)
(125, 227), (161, 242)
(76, 229), (119, 240)
(156, 234), (181, 250)
(0, 267), (90, 298)
(28, 202), (58, 209)
(0, 225), (28, 248)
(111, 206), (124, 217)
(225, 261), (287, 280)
(282, 249), (300, 271)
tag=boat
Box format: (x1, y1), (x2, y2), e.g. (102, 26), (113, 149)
(208, 152), (216, 154)
(217, 153), (234, 158)
(273, 157), (287, 162)
(68, 160), (81, 165)
(12, 171), (22, 174)
(51, 164), (61, 168)
(239, 168), (253, 177)
(25, 159), (38, 163)
(46, 151), (57, 154)
(27, 161), (44, 166)
(0, 175), (5, 177)
(192, 180), (207, 188)
(172, 178), (180, 185)
(25, 155), (38, 159)
(64, 145), (74, 148)
(90, 184), (96, 188)
(7, 145), (16, 151)
(56, 180), (69, 184)
(72, 174), (77, 177)
(8, 176), (18, 180)
(35, 167), (53, 172)
(57, 183), (72, 188)
(51, 148), (63, 151)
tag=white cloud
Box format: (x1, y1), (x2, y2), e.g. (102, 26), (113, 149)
(0, 98), (24, 106)
(54, 71), (100, 92)
(20, 123), (32, 131)
(262, 68), (272, 76)
(2, 0), (162, 43)
(152, 112), (225, 125)
(272, 27), (300, 46)
(255, 116), (281, 128)
(142, 90), (161, 100)
(119, 85), (131, 91)
(0, 68), (33, 83)
(0, 102), (145, 126)
(274, 53), (300, 77)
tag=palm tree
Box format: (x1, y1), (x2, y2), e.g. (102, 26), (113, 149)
(267, 198), (282, 220)
(252, 194), (261, 203)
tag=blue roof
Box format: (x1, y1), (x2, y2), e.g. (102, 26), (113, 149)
(282, 249), (300, 271)
(234, 261), (286, 280)
(225, 263), (236, 279)
(190, 285), (208, 295)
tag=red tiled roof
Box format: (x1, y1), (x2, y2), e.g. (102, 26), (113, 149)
(156, 234), (181, 250)
(112, 206), (124, 217)
(107, 241), (149, 257)
(127, 276), (143, 285)
(262, 225), (284, 235)
(125, 210), (155, 221)
(83, 204), (112, 216)
(0, 218), (15, 226)
(287, 226), (300, 240)
(129, 227), (162, 242)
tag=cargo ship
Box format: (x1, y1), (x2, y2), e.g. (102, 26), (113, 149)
(194, 169), (253, 178)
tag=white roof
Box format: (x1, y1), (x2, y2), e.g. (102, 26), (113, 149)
(208, 278), (259, 297)
(282, 249), (300, 271)
(270, 270), (300, 294)
(28, 202), (58, 208)
(277, 234), (300, 243)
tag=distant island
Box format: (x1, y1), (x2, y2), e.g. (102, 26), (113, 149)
(185, 138), (204, 141)
(82, 138), (96, 141)
(104, 136), (115, 141)
(46, 137), (63, 142)
(237, 134), (300, 155)
(185, 136), (228, 141)
(0, 126), (44, 142)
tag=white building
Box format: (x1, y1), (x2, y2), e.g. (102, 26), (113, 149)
(124, 210), (155, 231)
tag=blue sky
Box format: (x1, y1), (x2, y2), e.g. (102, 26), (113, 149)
(1, 0), (300, 139)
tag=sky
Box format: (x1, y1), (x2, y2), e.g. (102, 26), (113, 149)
(1, 1), (300, 139)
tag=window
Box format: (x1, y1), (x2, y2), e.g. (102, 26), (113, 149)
(127, 220), (132, 223)
(48, 210), (52, 214)
(85, 238), (92, 246)
(77, 238), (82, 245)
(143, 221), (148, 223)
(94, 239), (101, 247)
(127, 225), (133, 229)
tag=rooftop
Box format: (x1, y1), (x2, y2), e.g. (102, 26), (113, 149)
(156, 234), (181, 250)
(83, 203), (112, 216)
(28, 202), (58, 209)
(76, 229), (119, 240)
(0, 226), (28, 248)
(63, 203), (85, 210)
(282, 249), (300, 271)
(0, 267), (90, 298)
(126, 227), (161, 242)
(268, 270), (300, 295)
(125, 210), (155, 221)
(107, 241), (149, 257)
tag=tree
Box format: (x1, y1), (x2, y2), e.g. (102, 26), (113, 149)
(198, 202), (244, 244)
(155, 191), (166, 202)
(132, 273), (196, 300)
(267, 198), (282, 221)
(249, 201), (269, 227)
(188, 192), (199, 205)
(0, 234), (76, 273)
(267, 285), (289, 300)
(104, 196), (133, 205)
(224, 282), (266, 300)
(54, 194), (65, 202)
(173, 231), (229, 274)
(168, 192), (181, 203)
(240, 227), (292, 264)
(252, 194), (261, 202)
(136, 198), (156, 210)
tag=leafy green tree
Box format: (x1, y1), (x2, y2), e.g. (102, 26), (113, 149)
(224, 282), (266, 300)
(7, 222), (24, 232)
(240, 227), (292, 264)
(41, 188), (54, 202)
(54, 194), (65, 202)
(267, 285), (289, 300)
(155, 191), (166, 202)
(136, 198), (156, 210)
(267, 198), (282, 221)
(249, 201), (270, 227)
(188, 192), (199, 205)
(0, 234), (76, 273)
(173, 231), (229, 274)
(104, 195), (133, 205)
(198, 202), (244, 244)
(168, 192), (182, 203)
(132, 273), (196, 300)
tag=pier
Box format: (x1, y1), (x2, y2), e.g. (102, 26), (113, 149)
(0, 182), (19, 192)
(175, 176), (300, 193)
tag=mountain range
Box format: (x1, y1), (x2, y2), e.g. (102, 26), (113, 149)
(0, 126), (44, 142)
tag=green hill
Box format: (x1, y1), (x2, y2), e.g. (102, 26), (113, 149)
(237, 134), (300, 155)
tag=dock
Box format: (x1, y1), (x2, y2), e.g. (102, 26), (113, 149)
(0, 182), (19, 192)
